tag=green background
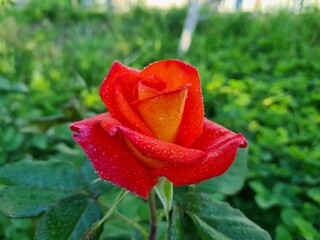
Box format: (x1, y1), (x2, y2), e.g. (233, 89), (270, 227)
(0, 1), (319, 239)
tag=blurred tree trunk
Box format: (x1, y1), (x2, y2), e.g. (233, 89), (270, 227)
(298, 0), (304, 11)
(177, 0), (200, 57)
(107, 0), (114, 11)
(236, 0), (242, 11)
(177, 0), (222, 56)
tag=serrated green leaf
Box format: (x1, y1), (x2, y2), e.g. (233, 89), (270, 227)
(0, 160), (82, 189)
(0, 160), (83, 218)
(35, 194), (102, 240)
(169, 193), (271, 240)
(154, 177), (173, 219)
(168, 206), (199, 240)
(80, 160), (110, 194)
(0, 187), (69, 218)
(196, 148), (248, 195)
(186, 211), (230, 240)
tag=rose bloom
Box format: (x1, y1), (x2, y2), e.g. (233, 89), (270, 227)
(70, 60), (247, 198)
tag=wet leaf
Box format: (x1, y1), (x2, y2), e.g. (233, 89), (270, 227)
(186, 211), (229, 240)
(0, 187), (69, 218)
(168, 206), (199, 240)
(169, 193), (271, 240)
(0, 160), (83, 218)
(35, 194), (102, 240)
(80, 160), (110, 194)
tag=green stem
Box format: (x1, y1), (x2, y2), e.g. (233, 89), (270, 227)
(148, 189), (157, 240)
(82, 189), (129, 240)
(98, 201), (149, 239)
(114, 210), (149, 239)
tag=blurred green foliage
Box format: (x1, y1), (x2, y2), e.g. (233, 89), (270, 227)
(0, 0), (319, 239)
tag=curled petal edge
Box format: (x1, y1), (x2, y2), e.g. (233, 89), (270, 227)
(151, 118), (248, 185)
(70, 113), (158, 199)
(98, 116), (207, 166)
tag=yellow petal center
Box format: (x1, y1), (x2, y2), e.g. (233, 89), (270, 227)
(124, 137), (165, 169)
(132, 85), (189, 143)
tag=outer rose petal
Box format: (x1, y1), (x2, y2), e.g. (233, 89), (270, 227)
(70, 113), (158, 198)
(115, 126), (207, 166)
(100, 61), (153, 136)
(151, 118), (248, 185)
(100, 61), (139, 109)
(140, 60), (204, 147)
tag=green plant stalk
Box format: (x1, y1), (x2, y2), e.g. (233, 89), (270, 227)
(148, 189), (157, 240)
(154, 177), (173, 222)
(81, 189), (129, 240)
(113, 210), (149, 239)
(98, 200), (149, 239)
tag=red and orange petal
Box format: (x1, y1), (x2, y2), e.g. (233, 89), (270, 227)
(137, 75), (168, 95)
(100, 62), (152, 136)
(70, 113), (158, 198)
(117, 126), (206, 166)
(112, 75), (154, 136)
(100, 61), (139, 111)
(140, 60), (204, 147)
(124, 138), (167, 169)
(131, 85), (189, 143)
(151, 118), (247, 185)
(137, 82), (161, 101)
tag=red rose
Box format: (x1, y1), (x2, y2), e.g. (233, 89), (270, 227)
(70, 60), (247, 198)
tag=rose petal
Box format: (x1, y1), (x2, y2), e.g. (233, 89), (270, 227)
(140, 60), (204, 147)
(137, 82), (161, 100)
(131, 85), (189, 143)
(124, 138), (167, 169)
(112, 74), (154, 136)
(191, 119), (248, 150)
(151, 118), (248, 185)
(100, 61), (139, 110)
(116, 126), (207, 166)
(70, 113), (158, 198)
(100, 62), (153, 136)
(137, 75), (168, 93)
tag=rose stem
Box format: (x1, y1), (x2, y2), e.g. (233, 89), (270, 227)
(82, 189), (129, 239)
(97, 202), (148, 238)
(148, 189), (157, 240)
